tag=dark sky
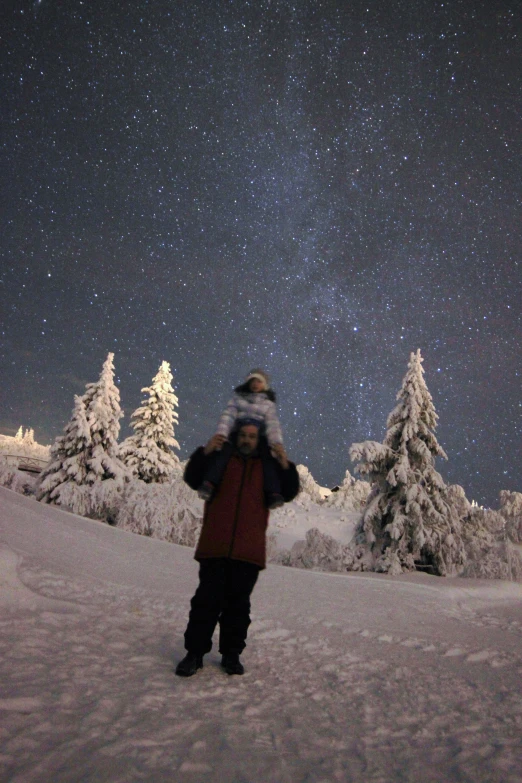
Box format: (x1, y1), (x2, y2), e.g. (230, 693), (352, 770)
(1, 0), (520, 507)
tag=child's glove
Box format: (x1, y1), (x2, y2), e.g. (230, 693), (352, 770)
(270, 443), (289, 470)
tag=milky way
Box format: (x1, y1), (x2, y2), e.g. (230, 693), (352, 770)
(1, 0), (520, 506)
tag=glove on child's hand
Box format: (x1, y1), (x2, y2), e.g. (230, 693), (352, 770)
(271, 443), (289, 470)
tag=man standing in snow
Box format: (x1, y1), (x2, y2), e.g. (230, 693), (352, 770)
(176, 421), (299, 677)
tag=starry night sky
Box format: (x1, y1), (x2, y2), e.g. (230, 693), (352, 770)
(1, 0), (520, 507)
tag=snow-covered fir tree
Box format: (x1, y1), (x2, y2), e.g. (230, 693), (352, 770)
(37, 395), (92, 503)
(80, 352), (126, 482)
(349, 349), (465, 576)
(22, 427), (35, 446)
(295, 464), (326, 506)
(325, 469), (371, 511)
(38, 353), (127, 508)
(119, 361), (180, 483)
(499, 490), (522, 544)
(14, 426), (23, 441)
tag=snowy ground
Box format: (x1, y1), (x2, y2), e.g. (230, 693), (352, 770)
(1, 487), (522, 783)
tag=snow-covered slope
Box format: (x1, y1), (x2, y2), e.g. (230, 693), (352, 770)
(1, 486), (522, 783)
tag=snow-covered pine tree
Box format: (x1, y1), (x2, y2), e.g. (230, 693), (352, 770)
(38, 353), (127, 509)
(325, 469), (371, 511)
(349, 349), (465, 576)
(14, 426), (23, 441)
(81, 352), (126, 483)
(295, 464), (326, 506)
(22, 428), (35, 446)
(37, 395), (92, 504)
(119, 361), (180, 482)
(499, 490), (522, 544)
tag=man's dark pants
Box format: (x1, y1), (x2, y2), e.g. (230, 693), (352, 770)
(184, 558), (260, 655)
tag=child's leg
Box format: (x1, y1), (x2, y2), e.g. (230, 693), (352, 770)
(202, 441), (233, 488)
(262, 455), (282, 496)
(258, 437), (282, 498)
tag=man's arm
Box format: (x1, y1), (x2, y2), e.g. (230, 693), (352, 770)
(184, 435), (229, 490)
(184, 434), (230, 488)
(264, 400), (284, 446)
(204, 434), (227, 455)
(183, 447), (211, 490)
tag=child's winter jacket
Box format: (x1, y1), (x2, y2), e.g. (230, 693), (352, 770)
(216, 391), (283, 446)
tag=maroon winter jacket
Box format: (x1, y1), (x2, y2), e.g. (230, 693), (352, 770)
(195, 452), (269, 569)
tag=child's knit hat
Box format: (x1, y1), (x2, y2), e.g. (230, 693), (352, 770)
(238, 417), (262, 429)
(245, 369), (270, 390)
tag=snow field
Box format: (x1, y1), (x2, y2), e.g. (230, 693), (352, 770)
(1, 486), (522, 783)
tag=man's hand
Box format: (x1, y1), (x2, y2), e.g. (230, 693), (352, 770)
(271, 443), (289, 470)
(204, 434), (227, 455)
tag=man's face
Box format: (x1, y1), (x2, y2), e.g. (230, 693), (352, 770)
(237, 425), (259, 455)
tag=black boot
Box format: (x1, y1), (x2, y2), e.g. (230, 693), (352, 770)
(197, 481), (215, 501)
(267, 493), (285, 510)
(221, 652), (245, 675)
(175, 652), (203, 677)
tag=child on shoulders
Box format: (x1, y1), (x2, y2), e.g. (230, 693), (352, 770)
(198, 369), (286, 509)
